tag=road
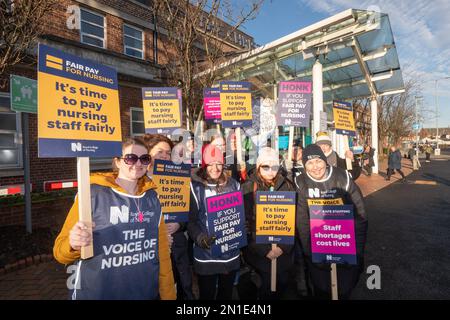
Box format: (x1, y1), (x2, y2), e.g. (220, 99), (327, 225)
(352, 148), (450, 299)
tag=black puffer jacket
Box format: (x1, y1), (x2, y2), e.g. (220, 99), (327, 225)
(241, 170), (296, 274)
(295, 165), (367, 261)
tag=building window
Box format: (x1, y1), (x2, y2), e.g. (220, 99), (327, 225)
(124, 24), (144, 59)
(80, 8), (105, 48)
(0, 94), (22, 169)
(130, 107), (145, 136)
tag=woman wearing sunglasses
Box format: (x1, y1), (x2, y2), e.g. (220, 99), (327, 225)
(242, 147), (296, 300)
(143, 134), (195, 301)
(53, 138), (176, 300)
(188, 144), (242, 300)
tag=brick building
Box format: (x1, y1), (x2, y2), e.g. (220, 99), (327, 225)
(0, 0), (254, 228)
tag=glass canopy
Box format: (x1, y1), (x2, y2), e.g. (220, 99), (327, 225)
(200, 9), (404, 119)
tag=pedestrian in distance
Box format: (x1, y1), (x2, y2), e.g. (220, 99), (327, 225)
(424, 143), (433, 162)
(362, 144), (375, 176)
(386, 145), (406, 182)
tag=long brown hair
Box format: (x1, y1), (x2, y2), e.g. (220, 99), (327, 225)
(256, 166), (281, 188)
(197, 165), (229, 193)
(112, 137), (149, 172)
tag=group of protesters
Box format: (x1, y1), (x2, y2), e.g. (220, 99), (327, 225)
(53, 130), (368, 301)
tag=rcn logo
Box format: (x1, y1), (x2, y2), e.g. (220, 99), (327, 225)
(71, 142), (82, 152)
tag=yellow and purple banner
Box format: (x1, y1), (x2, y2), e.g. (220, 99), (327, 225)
(206, 191), (247, 258)
(256, 191), (296, 245)
(152, 159), (191, 222)
(219, 81), (252, 128)
(203, 88), (221, 125)
(333, 100), (356, 136)
(309, 204), (357, 265)
(276, 81), (312, 126)
(142, 87), (182, 134)
(38, 44), (122, 157)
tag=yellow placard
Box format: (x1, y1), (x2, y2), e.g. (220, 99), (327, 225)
(38, 72), (122, 141)
(152, 175), (191, 214)
(333, 101), (356, 133)
(142, 99), (181, 129)
(256, 204), (295, 237)
(220, 92), (252, 121)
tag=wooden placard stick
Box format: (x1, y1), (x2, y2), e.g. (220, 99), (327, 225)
(343, 135), (353, 170)
(77, 157), (94, 259)
(331, 263), (339, 300)
(287, 126), (294, 164)
(271, 243), (277, 292)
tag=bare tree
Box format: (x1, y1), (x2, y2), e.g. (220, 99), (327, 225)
(0, 0), (56, 83)
(352, 69), (423, 153)
(152, 0), (264, 130)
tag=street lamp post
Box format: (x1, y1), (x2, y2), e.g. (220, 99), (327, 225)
(435, 77), (450, 154)
(414, 96), (422, 170)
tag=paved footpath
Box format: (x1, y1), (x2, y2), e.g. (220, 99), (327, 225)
(0, 156), (420, 300)
(0, 260), (68, 300)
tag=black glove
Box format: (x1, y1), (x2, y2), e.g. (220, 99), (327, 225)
(197, 233), (217, 249)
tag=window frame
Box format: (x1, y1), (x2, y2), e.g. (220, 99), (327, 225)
(123, 23), (144, 59)
(80, 7), (106, 49)
(0, 92), (23, 170)
(130, 107), (145, 137)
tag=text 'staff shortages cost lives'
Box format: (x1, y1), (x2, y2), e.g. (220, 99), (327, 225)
(142, 87), (182, 135)
(309, 204), (357, 265)
(256, 191), (296, 245)
(152, 159), (191, 223)
(206, 191), (247, 258)
(38, 44), (122, 157)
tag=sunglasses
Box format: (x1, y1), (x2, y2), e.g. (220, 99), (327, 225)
(121, 154), (151, 166)
(260, 165), (280, 172)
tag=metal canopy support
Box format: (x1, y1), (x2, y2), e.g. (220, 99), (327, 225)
(352, 37), (380, 174)
(351, 37), (378, 98)
(371, 98), (379, 174)
(312, 59), (323, 141)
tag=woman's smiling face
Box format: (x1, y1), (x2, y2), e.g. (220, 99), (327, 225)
(305, 158), (327, 180)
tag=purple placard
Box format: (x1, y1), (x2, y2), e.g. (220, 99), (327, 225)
(206, 191), (247, 258)
(309, 205), (357, 265)
(204, 88), (221, 124)
(275, 81), (312, 127)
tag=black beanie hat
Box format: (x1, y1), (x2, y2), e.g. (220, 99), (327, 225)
(302, 144), (328, 167)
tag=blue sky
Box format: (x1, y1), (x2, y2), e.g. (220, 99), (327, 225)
(237, 0), (450, 129)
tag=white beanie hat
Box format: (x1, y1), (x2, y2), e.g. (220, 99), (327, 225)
(316, 133), (332, 146)
(257, 147), (279, 168)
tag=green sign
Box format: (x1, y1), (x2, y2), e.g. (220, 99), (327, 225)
(10, 75), (37, 113)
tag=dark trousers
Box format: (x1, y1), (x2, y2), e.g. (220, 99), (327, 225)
(171, 232), (194, 300)
(426, 152), (431, 161)
(363, 165), (373, 176)
(257, 269), (290, 300)
(305, 260), (361, 300)
(387, 168), (405, 180)
(197, 271), (237, 300)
